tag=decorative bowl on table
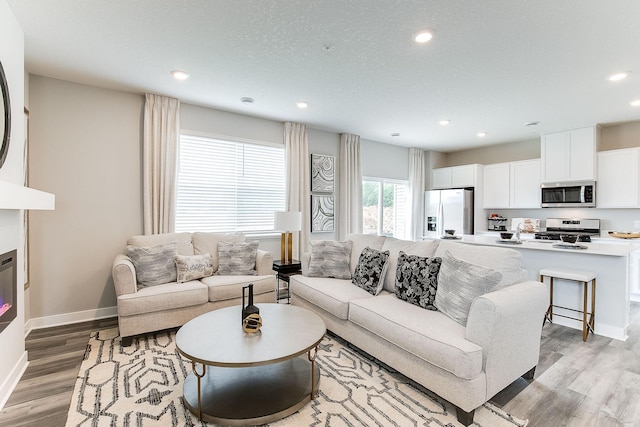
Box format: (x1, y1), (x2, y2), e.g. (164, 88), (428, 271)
(609, 231), (640, 239)
(444, 229), (456, 236)
(560, 234), (578, 244)
(500, 232), (513, 240)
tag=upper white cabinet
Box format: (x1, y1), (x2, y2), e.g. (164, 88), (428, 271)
(482, 163), (510, 208)
(541, 126), (599, 183)
(597, 148), (640, 208)
(432, 164), (481, 189)
(483, 159), (540, 208)
(510, 159), (541, 208)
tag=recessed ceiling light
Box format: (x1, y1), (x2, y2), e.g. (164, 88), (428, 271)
(391, 133), (401, 137)
(171, 70), (190, 80)
(413, 29), (434, 44)
(240, 97), (255, 104)
(525, 121), (540, 127)
(439, 119), (451, 126)
(296, 101), (308, 109)
(631, 99), (640, 107)
(477, 132), (487, 138)
(608, 72), (630, 82)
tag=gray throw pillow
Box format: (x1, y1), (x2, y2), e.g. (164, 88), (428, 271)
(352, 247), (390, 295)
(395, 251), (442, 310)
(435, 250), (503, 326)
(127, 242), (178, 288)
(174, 253), (214, 283)
(307, 240), (352, 279)
(217, 241), (259, 275)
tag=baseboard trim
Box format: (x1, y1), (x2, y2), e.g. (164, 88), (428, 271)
(549, 316), (628, 341)
(25, 306), (118, 335)
(0, 351), (28, 411)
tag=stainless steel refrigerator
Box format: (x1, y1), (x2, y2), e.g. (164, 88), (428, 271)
(424, 188), (474, 237)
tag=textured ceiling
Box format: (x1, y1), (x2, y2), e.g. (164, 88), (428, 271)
(7, 0), (640, 151)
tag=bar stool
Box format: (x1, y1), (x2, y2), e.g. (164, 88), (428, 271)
(540, 267), (596, 342)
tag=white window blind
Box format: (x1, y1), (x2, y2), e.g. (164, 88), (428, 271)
(175, 134), (286, 233)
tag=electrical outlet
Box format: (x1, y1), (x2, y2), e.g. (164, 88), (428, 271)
(634, 220), (640, 229)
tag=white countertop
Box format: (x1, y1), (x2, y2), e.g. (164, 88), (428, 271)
(449, 234), (633, 257)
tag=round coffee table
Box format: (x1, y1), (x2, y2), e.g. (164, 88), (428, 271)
(176, 303), (326, 426)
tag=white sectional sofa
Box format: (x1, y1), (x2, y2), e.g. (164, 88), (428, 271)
(290, 234), (547, 426)
(112, 232), (276, 345)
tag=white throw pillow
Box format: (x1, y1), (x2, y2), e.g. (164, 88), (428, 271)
(435, 250), (503, 326)
(174, 253), (214, 283)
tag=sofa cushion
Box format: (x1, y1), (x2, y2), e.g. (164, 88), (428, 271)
(351, 247), (390, 295)
(201, 274), (275, 302)
(117, 280), (208, 317)
(394, 251), (442, 310)
(217, 241), (258, 275)
(435, 250), (503, 326)
(174, 253), (214, 283)
(435, 240), (526, 288)
(307, 240), (352, 279)
(347, 233), (386, 274)
(192, 232), (246, 272)
(348, 294), (483, 379)
(289, 275), (375, 320)
(127, 232), (194, 256)
(127, 242), (178, 288)
(381, 237), (440, 292)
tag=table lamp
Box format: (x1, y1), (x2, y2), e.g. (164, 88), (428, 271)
(274, 211), (302, 263)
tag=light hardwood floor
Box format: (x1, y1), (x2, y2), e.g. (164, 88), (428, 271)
(1, 305), (639, 426)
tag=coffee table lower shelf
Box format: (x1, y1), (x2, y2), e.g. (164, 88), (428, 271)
(182, 357), (320, 426)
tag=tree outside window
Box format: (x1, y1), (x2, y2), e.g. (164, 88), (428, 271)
(363, 179), (407, 239)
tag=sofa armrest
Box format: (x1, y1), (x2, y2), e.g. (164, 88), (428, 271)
(465, 280), (547, 398)
(112, 253), (137, 297)
(256, 249), (274, 275)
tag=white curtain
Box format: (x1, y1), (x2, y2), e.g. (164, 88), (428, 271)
(408, 147), (426, 240)
(284, 122), (310, 258)
(339, 133), (363, 240)
(143, 94), (180, 235)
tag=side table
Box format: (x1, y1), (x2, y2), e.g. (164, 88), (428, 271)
(273, 260), (301, 303)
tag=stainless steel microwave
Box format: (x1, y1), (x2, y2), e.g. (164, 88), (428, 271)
(540, 181), (596, 208)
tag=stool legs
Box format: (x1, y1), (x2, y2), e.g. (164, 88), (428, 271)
(542, 274), (596, 342)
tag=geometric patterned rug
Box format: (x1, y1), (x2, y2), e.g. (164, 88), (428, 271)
(65, 328), (528, 427)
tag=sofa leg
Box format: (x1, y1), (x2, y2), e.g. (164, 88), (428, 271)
(522, 365), (536, 380)
(455, 407), (475, 426)
(121, 336), (133, 347)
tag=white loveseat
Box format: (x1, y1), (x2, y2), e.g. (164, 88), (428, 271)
(289, 234), (547, 426)
(112, 232), (276, 345)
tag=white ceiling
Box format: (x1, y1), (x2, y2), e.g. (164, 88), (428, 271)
(7, 0), (640, 152)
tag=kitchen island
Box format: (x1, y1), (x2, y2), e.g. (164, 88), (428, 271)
(451, 234), (632, 341)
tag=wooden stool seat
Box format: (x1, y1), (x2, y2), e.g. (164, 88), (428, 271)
(540, 267), (596, 342)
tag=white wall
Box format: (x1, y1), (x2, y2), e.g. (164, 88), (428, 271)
(361, 138), (409, 180)
(0, 0), (27, 409)
(308, 128), (340, 242)
(28, 76), (143, 323)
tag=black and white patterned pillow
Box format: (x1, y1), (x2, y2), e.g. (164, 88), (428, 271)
(351, 247), (391, 295)
(394, 251), (442, 310)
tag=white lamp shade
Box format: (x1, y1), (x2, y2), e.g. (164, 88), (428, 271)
(274, 211), (302, 232)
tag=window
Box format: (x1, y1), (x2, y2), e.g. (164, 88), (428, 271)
(362, 178), (408, 239)
(175, 134), (285, 234)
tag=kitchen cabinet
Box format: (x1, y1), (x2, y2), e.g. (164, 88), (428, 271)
(432, 164), (481, 189)
(482, 163), (510, 208)
(631, 249), (640, 303)
(597, 148), (640, 208)
(482, 159), (540, 208)
(541, 126), (599, 183)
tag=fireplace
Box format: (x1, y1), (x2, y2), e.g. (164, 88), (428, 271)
(0, 249), (17, 333)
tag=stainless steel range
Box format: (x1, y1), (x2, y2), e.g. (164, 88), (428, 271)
(534, 218), (600, 242)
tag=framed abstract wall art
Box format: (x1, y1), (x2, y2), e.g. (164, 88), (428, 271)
(311, 195), (334, 232)
(311, 153), (334, 193)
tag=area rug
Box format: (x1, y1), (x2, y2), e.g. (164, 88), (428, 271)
(66, 328), (528, 427)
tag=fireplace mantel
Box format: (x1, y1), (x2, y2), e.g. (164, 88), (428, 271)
(0, 180), (55, 210)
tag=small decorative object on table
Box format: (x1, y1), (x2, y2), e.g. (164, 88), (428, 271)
(242, 284), (262, 333)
